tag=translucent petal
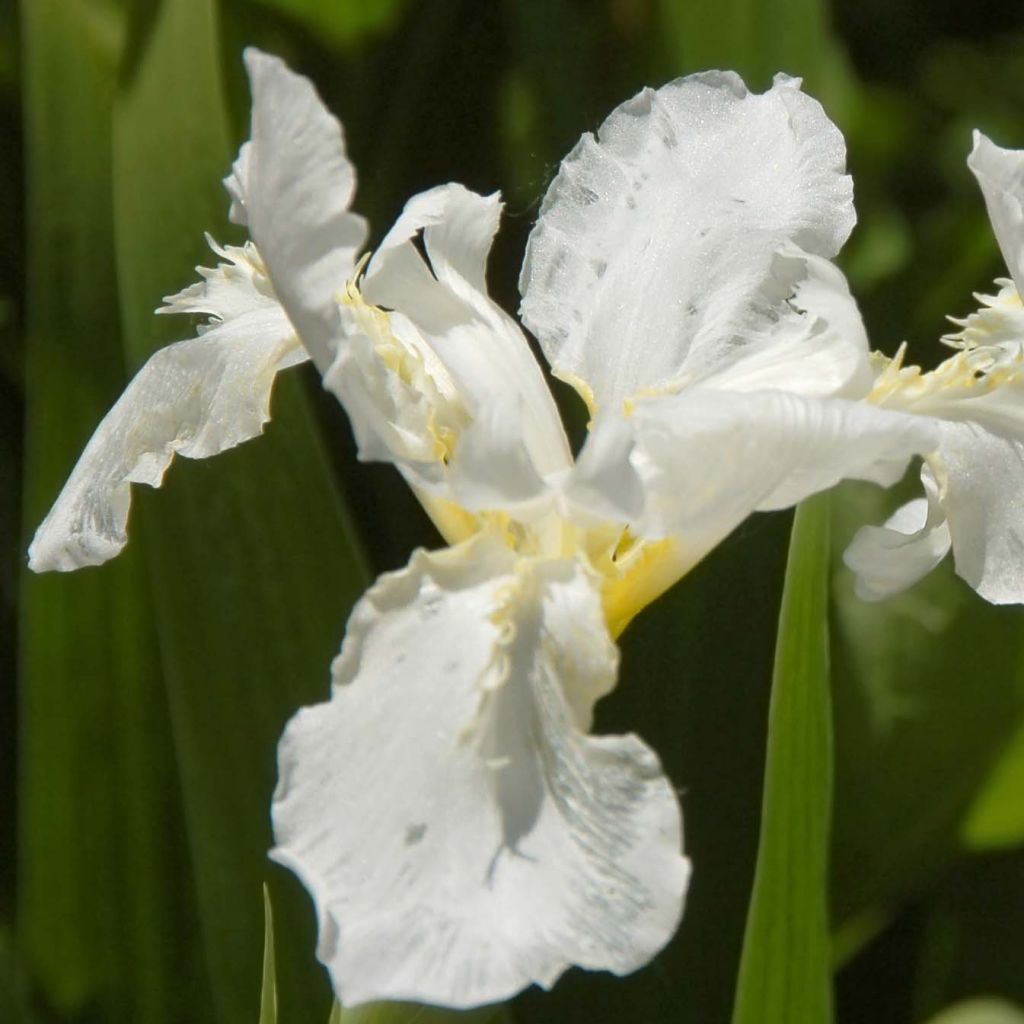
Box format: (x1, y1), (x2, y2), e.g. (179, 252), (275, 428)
(968, 132), (1024, 295)
(701, 249), (873, 399)
(519, 72), (855, 411)
(29, 306), (302, 571)
(271, 539), (688, 1008)
(573, 390), (938, 568)
(241, 49), (368, 370)
(842, 467), (952, 601)
(937, 421), (1024, 603)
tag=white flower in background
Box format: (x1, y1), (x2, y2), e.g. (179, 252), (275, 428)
(845, 132), (1024, 604)
(30, 52), (938, 1008)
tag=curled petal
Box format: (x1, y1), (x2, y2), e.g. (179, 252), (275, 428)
(29, 307), (303, 571)
(520, 72), (855, 412)
(272, 540), (688, 1008)
(843, 466), (952, 601)
(968, 132), (1024, 295)
(350, 184), (571, 513)
(572, 389), (939, 569)
(241, 48), (368, 370)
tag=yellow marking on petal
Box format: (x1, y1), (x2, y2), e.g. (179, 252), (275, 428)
(340, 273), (467, 466)
(597, 533), (684, 639)
(554, 370), (598, 426)
(868, 339), (1024, 413)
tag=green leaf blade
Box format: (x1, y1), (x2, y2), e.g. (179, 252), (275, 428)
(18, 2), (200, 1020)
(732, 494), (834, 1024)
(110, 2), (369, 1021)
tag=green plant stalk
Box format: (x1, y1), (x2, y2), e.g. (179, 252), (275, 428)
(732, 494), (834, 1024)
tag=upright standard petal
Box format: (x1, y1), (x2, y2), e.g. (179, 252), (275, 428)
(571, 390), (938, 571)
(519, 72), (855, 412)
(28, 304), (302, 571)
(968, 132), (1024, 295)
(272, 538), (687, 1008)
(345, 184), (571, 513)
(240, 49), (368, 371)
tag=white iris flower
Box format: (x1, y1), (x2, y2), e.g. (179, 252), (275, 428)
(845, 132), (1024, 604)
(30, 51), (940, 1008)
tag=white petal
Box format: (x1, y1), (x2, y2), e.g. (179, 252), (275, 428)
(575, 389), (938, 567)
(358, 184), (571, 504)
(519, 72), (855, 411)
(28, 306), (301, 572)
(842, 467), (952, 601)
(968, 132), (1024, 294)
(241, 49), (368, 370)
(701, 248), (873, 399)
(937, 421), (1024, 603)
(159, 235), (280, 326)
(271, 540), (688, 1008)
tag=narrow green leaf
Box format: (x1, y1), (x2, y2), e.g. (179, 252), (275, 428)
(962, 717), (1024, 850)
(0, 928), (39, 1024)
(259, 887), (277, 1024)
(656, 0), (854, 115)
(732, 494), (834, 1024)
(249, 0), (410, 48)
(110, 2), (369, 1021)
(18, 2), (200, 1020)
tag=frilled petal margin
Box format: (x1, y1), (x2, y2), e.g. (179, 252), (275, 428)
(843, 466), (951, 602)
(271, 537), (688, 1008)
(568, 390), (940, 571)
(519, 71), (855, 412)
(28, 304), (303, 572)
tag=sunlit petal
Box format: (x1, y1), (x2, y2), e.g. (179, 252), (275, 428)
(520, 72), (855, 411)
(272, 539), (687, 1008)
(968, 132), (1024, 295)
(573, 390), (938, 568)
(241, 48), (368, 370)
(29, 306), (302, 571)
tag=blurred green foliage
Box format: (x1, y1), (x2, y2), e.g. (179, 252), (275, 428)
(4, 1), (1024, 1023)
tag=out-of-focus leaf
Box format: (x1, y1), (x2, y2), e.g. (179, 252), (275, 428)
(0, 928), (38, 1024)
(732, 494), (834, 1024)
(18, 1), (202, 1021)
(259, 886), (277, 1024)
(924, 999), (1024, 1024)
(963, 718), (1024, 850)
(656, 0), (855, 117)
(335, 1003), (511, 1024)
(829, 482), (1024, 942)
(111, 2), (368, 1022)
(249, 0), (410, 48)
